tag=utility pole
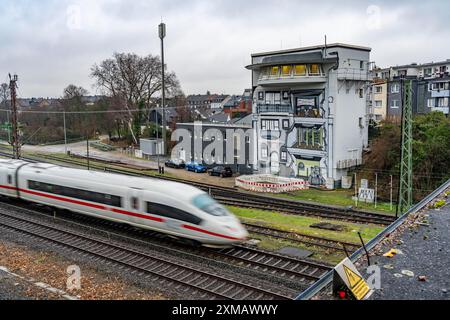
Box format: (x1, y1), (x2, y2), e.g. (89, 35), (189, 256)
(397, 79), (413, 217)
(375, 172), (378, 209)
(86, 134), (90, 170)
(159, 22), (167, 160)
(9, 74), (20, 159)
(390, 175), (393, 212)
(63, 111), (68, 154)
(156, 105), (160, 173)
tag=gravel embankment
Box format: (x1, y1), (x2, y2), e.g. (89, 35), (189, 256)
(0, 240), (166, 300)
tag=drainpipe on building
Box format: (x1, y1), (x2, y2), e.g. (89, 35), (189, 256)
(324, 51), (340, 182)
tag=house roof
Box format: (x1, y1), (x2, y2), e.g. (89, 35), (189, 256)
(250, 43), (371, 58)
(247, 51), (338, 70)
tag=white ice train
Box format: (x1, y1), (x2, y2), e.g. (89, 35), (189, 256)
(0, 159), (248, 247)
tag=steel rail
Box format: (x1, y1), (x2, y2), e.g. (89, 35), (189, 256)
(0, 209), (294, 300)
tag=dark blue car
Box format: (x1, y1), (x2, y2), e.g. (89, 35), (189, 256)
(185, 162), (207, 173)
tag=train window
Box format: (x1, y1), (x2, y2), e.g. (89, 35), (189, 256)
(131, 197), (139, 210)
(192, 194), (230, 217)
(146, 202), (202, 225)
(28, 180), (122, 208)
(7, 175), (12, 184)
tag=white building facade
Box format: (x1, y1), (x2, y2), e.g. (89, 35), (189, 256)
(247, 43), (371, 186)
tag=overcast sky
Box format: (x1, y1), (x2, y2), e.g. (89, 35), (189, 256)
(1, 0), (449, 98)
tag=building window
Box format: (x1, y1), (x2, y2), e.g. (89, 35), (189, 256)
(360, 61), (364, 69)
(7, 175), (12, 184)
(437, 97), (449, 107)
(147, 202), (202, 225)
(28, 180), (122, 208)
(258, 91), (264, 100)
(359, 88), (364, 98)
(391, 83), (400, 93)
(375, 86), (383, 93)
(391, 100), (400, 108)
(282, 119), (290, 130)
(424, 68), (432, 77)
(309, 64), (321, 76)
(297, 127), (324, 150)
(261, 119), (280, 131)
(282, 91), (289, 100)
(430, 82), (449, 91)
(294, 65), (307, 76)
(281, 65), (292, 76)
(281, 151), (287, 161)
(261, 145), (268, 159)
(398, 70), (407, 77)
(270, 66), (280, 77)
(131, 197), (139, 210)
(375, 100), (383, 108)
(427, 98), (435, 108)
(359, 117), (364, 128)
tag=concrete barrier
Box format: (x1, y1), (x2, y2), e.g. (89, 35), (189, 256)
(235, 174), (309, 193)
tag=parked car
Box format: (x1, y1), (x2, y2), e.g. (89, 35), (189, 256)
(164, 159), (185, 169)
(185, 162), (207, 173)
(208, 166), (233, 178)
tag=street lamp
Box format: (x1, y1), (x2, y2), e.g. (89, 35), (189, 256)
(159, 22), (166, 166)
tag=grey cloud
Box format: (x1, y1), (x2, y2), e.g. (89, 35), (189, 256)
(0, 0), (449, 97)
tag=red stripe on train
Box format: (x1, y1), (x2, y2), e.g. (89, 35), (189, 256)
(182, 224), (244, 241)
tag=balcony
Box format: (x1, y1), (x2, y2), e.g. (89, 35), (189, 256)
(431, 90), (450, 98)
(258, 74), (327, 86)
(294, 117), (326, 126)
(337, 68), (372, 81)
(288, 146), (327, 158)
(257, 104), (292, 114)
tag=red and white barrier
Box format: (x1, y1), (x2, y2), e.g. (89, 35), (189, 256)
(235, 174), (309, 193)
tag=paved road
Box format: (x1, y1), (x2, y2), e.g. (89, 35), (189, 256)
(370, 204), (450, 300)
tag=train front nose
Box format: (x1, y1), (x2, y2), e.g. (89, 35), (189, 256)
(223, 220), (249, 242)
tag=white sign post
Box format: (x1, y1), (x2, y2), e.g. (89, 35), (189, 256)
(359, 188), (375, 203)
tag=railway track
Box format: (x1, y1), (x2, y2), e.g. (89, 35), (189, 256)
(243, 223), (361, 253)
(216, 197), (395, 226)
(0, 200), (331, 294)
(0, 207), (298, 300)
(0, 149), (396, 226)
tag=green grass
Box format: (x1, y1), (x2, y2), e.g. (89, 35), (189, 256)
(228, 206), (383, 244)
(228, 206), (384, 264)
(273, 188), (396, 215)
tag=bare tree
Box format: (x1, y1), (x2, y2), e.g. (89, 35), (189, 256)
(91, 52), (181, 144)
(0, 83), (10, 107)
(63, 84), (88, 100)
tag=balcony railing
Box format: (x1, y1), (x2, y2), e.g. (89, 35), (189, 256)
(257, 104), (292, 113)
(259, 73), (326, 82)
(295, 108), (323, 118)
(291, 142), (325, 152)
(337, 68), (372, 81)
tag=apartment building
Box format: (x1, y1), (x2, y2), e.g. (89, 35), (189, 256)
(371, 60), (450, 118)
(368, 76), (388, 122)
(246, 43), (371, 186)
